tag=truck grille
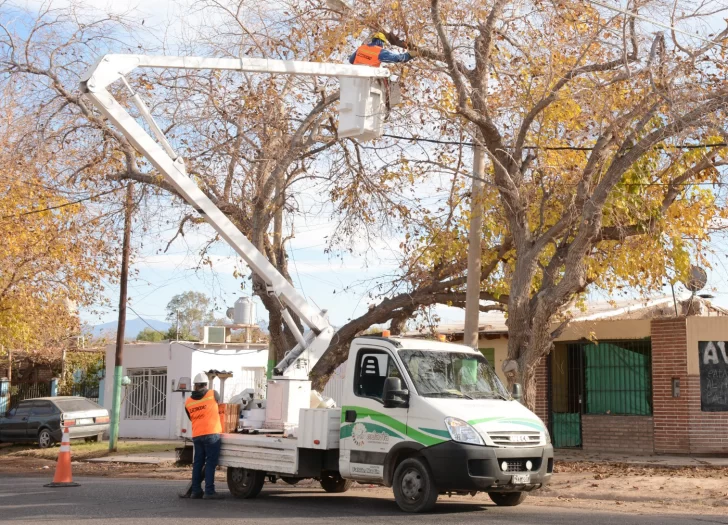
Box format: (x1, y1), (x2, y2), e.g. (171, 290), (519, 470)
(500, 458), (542, 472)
(488, 431), (541, 447)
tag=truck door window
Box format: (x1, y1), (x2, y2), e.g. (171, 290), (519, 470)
(355, 349), (403, 402)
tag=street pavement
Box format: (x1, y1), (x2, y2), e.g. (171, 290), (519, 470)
(1, 474), (727, 525)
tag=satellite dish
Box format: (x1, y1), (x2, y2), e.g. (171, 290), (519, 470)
(226, 307), (235, 320)
(683, 265), (708, 293)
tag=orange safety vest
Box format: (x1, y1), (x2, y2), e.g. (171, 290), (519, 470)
(185, 390), (222, 438)
(353, 44), (382, 67)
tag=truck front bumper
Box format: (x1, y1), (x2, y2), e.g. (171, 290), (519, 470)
(420, 442), (554, 493)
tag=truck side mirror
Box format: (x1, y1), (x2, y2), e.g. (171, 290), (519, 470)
(382, 377), (409, 408)
(512, 383), (523, 403)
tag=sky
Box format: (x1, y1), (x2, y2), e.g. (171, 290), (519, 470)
(21, 0), (726, 332)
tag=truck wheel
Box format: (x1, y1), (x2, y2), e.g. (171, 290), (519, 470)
(227, 467), (265, 499)
(281, 477), (302, 486)
(488, 492), (527, 506)
(319, 474), (352, 493)
(38, 429), (54, 449)
(392, 457), (438, 513)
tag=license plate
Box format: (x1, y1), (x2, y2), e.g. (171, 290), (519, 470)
(512, 474), (530, 484)
(78, 418), (93, 425)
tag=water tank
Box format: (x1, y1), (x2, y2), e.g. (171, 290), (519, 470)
(234, 296), (256, 325)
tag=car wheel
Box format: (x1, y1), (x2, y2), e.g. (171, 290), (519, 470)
(488, 491), (528, 506)
(38, 429), (54, 449)
(226, 467), (265, 499)
(392, 457), (439, 513)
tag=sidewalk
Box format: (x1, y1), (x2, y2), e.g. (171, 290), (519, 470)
(555, 449), (728, 468)
(86, 451), (177, 464)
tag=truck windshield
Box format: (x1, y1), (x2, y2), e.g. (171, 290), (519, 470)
(398, 350), (509, 400)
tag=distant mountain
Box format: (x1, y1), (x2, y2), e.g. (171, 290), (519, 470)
(91, 317), (171, 339)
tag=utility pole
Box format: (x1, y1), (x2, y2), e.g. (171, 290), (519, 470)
(176, 309), (181, 341)
(109, 182), (133, 452)
(463, 139), (486, 349)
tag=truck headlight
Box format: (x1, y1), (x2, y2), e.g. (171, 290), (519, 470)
(544, 428), (551, 444)
(444, 417), (484, 446)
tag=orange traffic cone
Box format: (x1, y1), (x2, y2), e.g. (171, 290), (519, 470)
(44, 427), (80, 487)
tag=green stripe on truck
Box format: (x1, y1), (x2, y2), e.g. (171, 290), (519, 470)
(340, 406), (448, 447)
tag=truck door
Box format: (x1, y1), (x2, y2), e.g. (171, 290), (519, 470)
(339, 347), (409, 482)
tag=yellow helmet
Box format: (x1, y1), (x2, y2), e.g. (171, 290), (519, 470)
(371, 32), (389, 45)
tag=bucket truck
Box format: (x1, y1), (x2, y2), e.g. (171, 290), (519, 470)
(80, 54), (553, 513)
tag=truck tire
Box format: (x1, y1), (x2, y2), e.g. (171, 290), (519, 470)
(227, 467), (265, 499)
(392, 457), (438, 513)
(319, 474), (352, 493)
(38, 429), (54, 449)
(488, 491), (527, 506)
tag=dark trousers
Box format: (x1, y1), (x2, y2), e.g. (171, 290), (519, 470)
(191, 433), (221, 495)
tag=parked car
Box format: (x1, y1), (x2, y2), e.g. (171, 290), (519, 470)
(0, 396), (110, 448)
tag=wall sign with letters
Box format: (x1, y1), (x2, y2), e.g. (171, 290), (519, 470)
(698, 341), (728, 412)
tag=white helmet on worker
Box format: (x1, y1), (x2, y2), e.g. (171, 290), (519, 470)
(193, 373), (208, 385)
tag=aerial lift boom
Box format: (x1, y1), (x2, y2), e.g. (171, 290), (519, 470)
(80, 54), (389, 379)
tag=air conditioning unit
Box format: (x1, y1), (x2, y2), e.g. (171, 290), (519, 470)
(203, 326), (227, 344)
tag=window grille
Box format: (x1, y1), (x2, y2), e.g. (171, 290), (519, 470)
(125, 368), (167, 420)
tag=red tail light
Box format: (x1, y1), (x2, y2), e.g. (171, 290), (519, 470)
(95, 416), (110, 424)
(63, 419), (76, 427)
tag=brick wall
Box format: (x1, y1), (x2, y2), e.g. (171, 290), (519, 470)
(582, 415), (654, 454)
(535, 357), (549, 428)
(651, 318), (728, 454)
(685, 375), (728, 453)
(651, 318), (690, 454)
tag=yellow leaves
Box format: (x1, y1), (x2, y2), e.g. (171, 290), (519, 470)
(0, 135), (117, 352)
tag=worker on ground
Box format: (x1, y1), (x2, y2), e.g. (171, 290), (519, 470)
(349, 32), (416, 66)
(179, 373), (223, 500)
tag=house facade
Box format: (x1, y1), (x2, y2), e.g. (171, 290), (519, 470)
(410, 297), (728, 455)
(102, 340), (268, 439)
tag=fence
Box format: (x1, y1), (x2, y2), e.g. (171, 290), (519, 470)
(71, 383), (100, 403)
(0, 380), (52, 410)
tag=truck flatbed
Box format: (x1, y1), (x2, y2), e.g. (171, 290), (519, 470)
(219, 433), (299, 474)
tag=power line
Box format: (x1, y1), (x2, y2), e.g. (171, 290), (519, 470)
(583, 0), (728, 50)
(383, 134), (728, 151)
(0, 186), (124, 220)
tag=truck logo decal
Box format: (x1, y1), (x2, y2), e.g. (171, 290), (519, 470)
(352, 423), (367, 446)
(342, 421), (402, 444)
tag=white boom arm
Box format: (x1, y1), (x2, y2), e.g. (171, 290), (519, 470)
(80, 54), (389, 378)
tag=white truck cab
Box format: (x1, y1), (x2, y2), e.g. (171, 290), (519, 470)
(335, 335), (553, 511)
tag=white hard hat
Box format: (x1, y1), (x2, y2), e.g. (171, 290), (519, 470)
(193, 373), (208, 384)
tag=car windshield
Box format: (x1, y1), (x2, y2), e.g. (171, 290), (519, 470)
(54, 399), (102, 412)
(398, 350), (510, 400)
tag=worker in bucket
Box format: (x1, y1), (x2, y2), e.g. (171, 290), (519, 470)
(349, 32), (416, 66)
(179, 373), (223, 499)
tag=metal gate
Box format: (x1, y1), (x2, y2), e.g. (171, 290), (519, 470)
(549, 340), (652, 448)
